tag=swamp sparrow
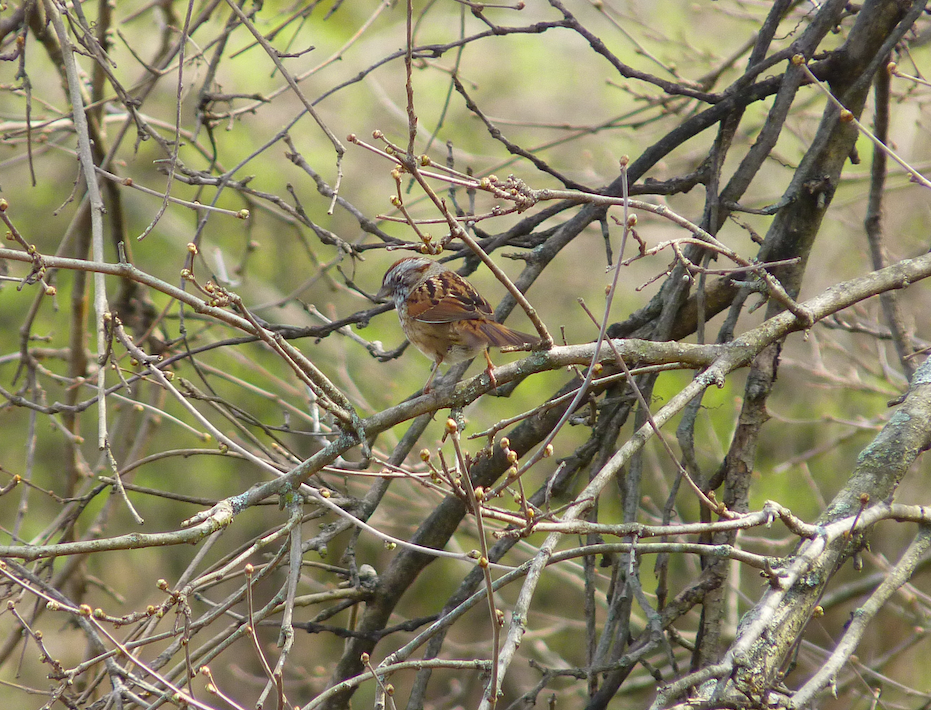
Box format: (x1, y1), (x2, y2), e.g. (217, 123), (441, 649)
(377, 256), (539, 391)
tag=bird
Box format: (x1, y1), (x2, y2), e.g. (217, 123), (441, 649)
(377, 256), (539, 392)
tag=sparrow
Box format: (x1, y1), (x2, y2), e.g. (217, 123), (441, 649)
(377, 256), (539, 392)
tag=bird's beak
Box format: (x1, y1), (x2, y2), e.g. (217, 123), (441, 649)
(376, 284), (391, 302)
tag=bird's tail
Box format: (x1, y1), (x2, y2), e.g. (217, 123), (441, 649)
(475, 321), (539, 349)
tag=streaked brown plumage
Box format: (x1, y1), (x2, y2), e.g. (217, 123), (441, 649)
(377, 256), (538, 391)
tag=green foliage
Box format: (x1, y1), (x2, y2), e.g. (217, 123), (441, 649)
(2, 1), (931, 709)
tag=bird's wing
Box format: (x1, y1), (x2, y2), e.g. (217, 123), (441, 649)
(407, 270), (494, 323)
